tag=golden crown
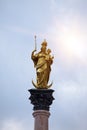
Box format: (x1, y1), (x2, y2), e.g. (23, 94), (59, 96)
(41, 39), (47, 46)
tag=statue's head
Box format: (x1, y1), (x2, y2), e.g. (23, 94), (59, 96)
(41, 39), (47, 47)
(47, 49), (51, 54)
(40, 39), (47, 53)
(41, 46), (46, 53)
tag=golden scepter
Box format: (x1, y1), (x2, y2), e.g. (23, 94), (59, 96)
(34, 35), (37, 51)
(31, 35), (37, 88)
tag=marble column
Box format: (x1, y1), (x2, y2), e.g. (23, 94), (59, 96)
(33, 110), (50, 130)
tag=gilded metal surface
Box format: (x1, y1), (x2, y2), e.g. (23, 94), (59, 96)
(31, 39), (54, 89)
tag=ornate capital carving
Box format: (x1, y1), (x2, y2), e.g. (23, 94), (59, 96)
(28, 89), (54, 111)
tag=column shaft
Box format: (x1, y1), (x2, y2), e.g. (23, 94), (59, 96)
(33, 110), (50, 130)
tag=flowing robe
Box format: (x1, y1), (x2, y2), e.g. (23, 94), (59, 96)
(31, 51), (53, 88)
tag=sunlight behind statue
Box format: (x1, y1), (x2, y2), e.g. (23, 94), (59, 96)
(31, 38), (54, 89)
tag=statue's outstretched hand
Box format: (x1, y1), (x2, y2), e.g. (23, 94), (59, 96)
(32, 49), (37, 55)
(31, 50), (37, 59)
(32, 49), (37, 53)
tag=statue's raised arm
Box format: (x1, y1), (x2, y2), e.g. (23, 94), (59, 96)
(31, 39), (54, 89)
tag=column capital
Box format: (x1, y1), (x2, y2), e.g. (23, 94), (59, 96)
(28, 89), (54, 111)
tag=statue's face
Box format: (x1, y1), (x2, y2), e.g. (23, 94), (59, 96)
(47, 49), (51, 54)
(41, 46), (46, 52)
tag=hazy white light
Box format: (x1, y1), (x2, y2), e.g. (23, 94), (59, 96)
(48, 20), (86, 64)
(60, 28), (84, 59)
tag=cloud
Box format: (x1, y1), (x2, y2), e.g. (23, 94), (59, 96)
(3, 25), (33, 36)
(0, 118), (33, 130)
(0, 1), (87, 130)
(1, 25), (49, 41)
(50, 80), (87, 130)
(45, 13), (87, 66)
(48, 0), (87, 65)
(1, 119), (25, 130)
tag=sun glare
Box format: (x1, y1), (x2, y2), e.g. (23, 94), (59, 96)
(58, 26), (85, 60)
(48, 19), (86, 64)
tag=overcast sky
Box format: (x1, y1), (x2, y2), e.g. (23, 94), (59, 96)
(0, 0), (87, 130)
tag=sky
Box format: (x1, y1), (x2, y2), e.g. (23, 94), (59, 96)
(0, 0), (87, 130)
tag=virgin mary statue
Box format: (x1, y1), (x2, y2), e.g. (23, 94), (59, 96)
(31, 40), (54, 89)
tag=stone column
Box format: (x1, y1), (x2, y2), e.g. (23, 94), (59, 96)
(28, 89), (54, 130)
(33, 110), (50, 130)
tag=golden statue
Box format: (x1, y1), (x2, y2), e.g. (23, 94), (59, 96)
(31, 37), (54, 89)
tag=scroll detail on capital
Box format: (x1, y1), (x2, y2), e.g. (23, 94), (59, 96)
(29, 89), (54, 111)
(31, 38), (54, 89)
